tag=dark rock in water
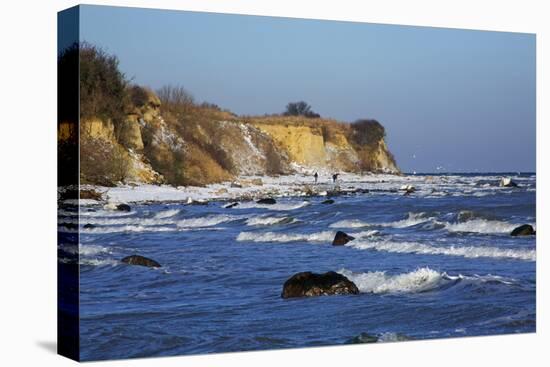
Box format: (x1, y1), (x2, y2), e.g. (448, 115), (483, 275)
(281, 271), (359, 298)
(348, 332), (413, 344)
(511, 224), (535, 236)
(257, 198), (276, 205)
(83, 223), (95, 229)
(348, 332), (379, 344)
(121, 255), (161, 268)
(332, 231), (355, 246)
(500, 177), (518, 187)
(116, 203), (131, 212)
(224, 202), (239, 209)
(321, 199), (335, 204)
(60, 222), (78, 230)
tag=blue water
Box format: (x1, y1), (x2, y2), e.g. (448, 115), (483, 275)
(66, 174), (536, 361)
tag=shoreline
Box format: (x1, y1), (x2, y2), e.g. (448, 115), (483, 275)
(59, 171), (535, 207)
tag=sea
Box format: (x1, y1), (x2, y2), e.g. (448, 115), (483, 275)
(58, 173), (536, 361)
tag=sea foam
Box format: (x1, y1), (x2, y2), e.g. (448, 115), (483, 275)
(347, 240), (536, 261)
(338, 267), (453, 294)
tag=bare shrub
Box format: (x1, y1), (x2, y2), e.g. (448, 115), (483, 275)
(80, 135), (131, 186)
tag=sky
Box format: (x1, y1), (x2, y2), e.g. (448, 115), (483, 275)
(76, 5), (536, 173)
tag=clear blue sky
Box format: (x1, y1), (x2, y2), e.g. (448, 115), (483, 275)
(76, 5), (536, 173)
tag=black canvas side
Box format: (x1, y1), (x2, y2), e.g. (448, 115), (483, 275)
(57, 5), (80, 362)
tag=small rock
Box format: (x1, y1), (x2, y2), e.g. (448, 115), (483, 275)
(332, 231), (355, 246)
(257, 198), (276, 205)
(500, 177), (518, 187)
(83, 223), (95, 229)
(321, 199), (335, 204)
(348, 333), (379, 344)
(224, 202), (239, 209)
(60, 222), (78, 230)
(281, 271), (359, 298)
(230, 182), (243, 188)
(511, 224), (535, 236)
(121, 255), (161, 268)
(251, 178), (263, 186)
(116, 203), (131, 212)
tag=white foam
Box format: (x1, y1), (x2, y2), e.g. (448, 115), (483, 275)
(384, 212), (432, 228)
(245, 216), (295, 226)
(237, 230), (335, 243)
(339, 267), (452, 294)
(236, 229), (378, 243)
(153, 209), (181, 219)
(81, 217), (175, 226)
(80, 258), (120, 266)
(79, 210), (136, 218)
(444, 219), (521, 234)
(234, 201), (310, 211)
(82, 225), (180, 234)
(330, 219), (370, 228)
(347, 240), (536, 261)
(176, 214), (242, 228)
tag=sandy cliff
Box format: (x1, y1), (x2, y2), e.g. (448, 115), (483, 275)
(62, 89), (399, 187)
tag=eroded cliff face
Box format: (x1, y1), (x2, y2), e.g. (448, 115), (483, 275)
(66, 89), (399, 187)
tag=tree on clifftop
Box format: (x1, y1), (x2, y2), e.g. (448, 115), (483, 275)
(283, 101), (320, 118)
(79, 42), (129, 125)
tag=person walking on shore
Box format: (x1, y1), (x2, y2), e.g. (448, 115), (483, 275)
(314, 172), (318, 184)
(332, 173), (339, 183)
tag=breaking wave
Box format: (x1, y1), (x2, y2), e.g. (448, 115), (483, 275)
(176, 215), (243, 228)
(330, 219), (370, 228)
(236, 230), (378, 243)
(339, 267), (455, 294)
(245, 216), (296, 226)
(444, 219), (523, 234)
(347, 240), (536, 261)
(153, 209), (181, 219)
(234, 201), (310, 211)
(338, 267), (520, 294)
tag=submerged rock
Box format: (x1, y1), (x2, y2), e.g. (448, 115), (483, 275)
(511, 224), (535, 236)
(116, 203), (132, 212)
(500, 177), (518, 187)
(321, 199), (335, 204)
(257, 198), (276, 205)
(332, 231), (355, 246)
(281, 271), (359, 298)
(121, 255), (161, 268)
(224, 202), (239, 209)
(59, 222), (78, 230)
(347, 332), (379, 344)
(83, 223), (95, 229)
(347, 332), (413, 344)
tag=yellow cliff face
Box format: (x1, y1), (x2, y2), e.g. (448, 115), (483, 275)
(253, 124), (327, 167)
(75, 88), (399, 186)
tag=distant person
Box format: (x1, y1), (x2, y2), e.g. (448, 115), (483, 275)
(314, 172), (318, 183)
(332, 173), (339, 183)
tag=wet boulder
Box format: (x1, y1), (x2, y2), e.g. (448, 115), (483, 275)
(321, 199), (335, 204)
(224, 202), (239, 209)
(500, 177), (518, 187)
(83, 223), (96, 229)
(257, 198), (276, 205)
(281, 271), (359, 298)
(121, 255), (161, 268)
(511, 224), (535, 236)
(116, 203), (132, 212)
(332, 231), (355, 246)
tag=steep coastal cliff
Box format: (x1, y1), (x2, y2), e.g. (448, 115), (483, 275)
(58, 87), (399, 187)
(57, 43), (399, 187)
(62, 88), (399, 187)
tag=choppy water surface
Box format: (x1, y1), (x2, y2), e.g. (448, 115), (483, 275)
(62, 173), (536, 360)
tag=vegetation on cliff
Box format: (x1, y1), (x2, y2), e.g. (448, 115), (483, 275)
(58, 43), (399, 187)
